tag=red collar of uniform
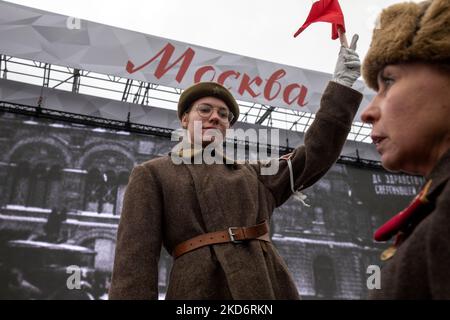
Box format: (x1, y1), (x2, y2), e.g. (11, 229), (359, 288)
(374, 180), (433, 242)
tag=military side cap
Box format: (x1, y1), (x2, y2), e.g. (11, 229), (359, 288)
(177, 82), (240, 126)
(362, 0), (450, 91)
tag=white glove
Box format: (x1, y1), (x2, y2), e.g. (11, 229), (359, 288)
(332, 34), (361, 88)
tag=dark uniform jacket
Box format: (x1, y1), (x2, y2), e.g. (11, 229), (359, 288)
(109, 82), (362, 299)
(370, 149), (450, 299)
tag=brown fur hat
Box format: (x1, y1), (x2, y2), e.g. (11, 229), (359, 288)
(362, 0), (450, 90)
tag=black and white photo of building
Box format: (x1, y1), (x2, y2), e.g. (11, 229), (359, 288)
(0, 110), (423, 299)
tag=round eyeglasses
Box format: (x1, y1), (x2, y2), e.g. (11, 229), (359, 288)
(193, 103), (234, 123)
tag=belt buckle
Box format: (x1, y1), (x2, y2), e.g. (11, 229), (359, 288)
(228, 227), (242, 244)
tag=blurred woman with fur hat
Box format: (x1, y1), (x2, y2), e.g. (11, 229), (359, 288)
(109, 38), (363, 299)
(361, 0), (450, 299)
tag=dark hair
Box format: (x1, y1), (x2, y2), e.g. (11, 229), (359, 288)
(185, 105), (193, 114)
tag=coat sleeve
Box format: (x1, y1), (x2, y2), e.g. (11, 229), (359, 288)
(427, 181), (450, 299)
(109, 164), (163, 300)
(256, 81), (362, 207)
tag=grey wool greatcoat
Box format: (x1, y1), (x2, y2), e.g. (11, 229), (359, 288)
(370, 149), (450, 299)
(109, 82), (362, 300)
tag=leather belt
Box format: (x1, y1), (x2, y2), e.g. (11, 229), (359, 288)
(172, 220), (270, 259)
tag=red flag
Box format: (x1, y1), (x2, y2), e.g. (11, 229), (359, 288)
(293, 0), (346, 40)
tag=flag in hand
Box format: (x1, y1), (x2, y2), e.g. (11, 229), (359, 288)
(293, 0), (346, 40)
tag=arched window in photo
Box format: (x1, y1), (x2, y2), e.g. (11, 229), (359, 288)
(115, 171), (129, 216)
(8, 141), (67, 209)
(84, 169), (127, 215)
(101, 170), (117, 214)
(81, 149), (133, 215)
(28, 164), (50, 208)
(9, 162), (31, 206)
(84, 168), (104, 213)
(46, 165), (63, 209)
(313, 255), (337, 299)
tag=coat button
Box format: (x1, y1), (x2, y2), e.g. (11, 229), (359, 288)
(380, 245), (397, 261)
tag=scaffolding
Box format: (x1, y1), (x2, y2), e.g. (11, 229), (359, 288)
(0, 54), (373, 144)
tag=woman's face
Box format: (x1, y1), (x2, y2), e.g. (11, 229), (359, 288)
(361, 63), (450, 176)
(181, 96), (230, 147)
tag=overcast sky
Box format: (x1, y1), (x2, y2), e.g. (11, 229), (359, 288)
(6, 0), (421, 74)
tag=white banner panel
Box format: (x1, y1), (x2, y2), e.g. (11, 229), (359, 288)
(0, 1), (374, 117)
